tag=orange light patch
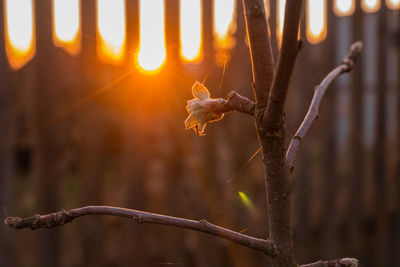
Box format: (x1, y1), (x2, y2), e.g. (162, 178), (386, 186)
(362, 0), (381, 13)
(276, 0), (286, 46)
(137, 0), (166, 74)
(4, 0), (36, 70)
(97, 0), (126, 65)
(213, 0), (236, 66)
(386, 0), (400, 9)
(333, 0), (355, 16)
(180, 0), (202, 63)
(53, 0), (81, 55)
(306, 0), (327, 44)
(213, 0), (236, 50)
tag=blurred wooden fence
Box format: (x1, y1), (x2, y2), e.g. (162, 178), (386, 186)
(0, 1), (399, 267)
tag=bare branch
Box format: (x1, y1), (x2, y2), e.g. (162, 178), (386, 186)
(243, 0), (304, 266)
(262, 2), (303, 128)
(286, 41), (363, 173)
(213, 91), (255, 116)
(299, 258), (358, 267)
(242, 0), (274, 109)
(4, 205), (277, 256)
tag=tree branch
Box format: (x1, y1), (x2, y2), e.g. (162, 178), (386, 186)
(299, 258), (358, 267)
(286, 41), (363, 173)
(4, 205), (277, 256)
(213, 91), (255, 116)
(263, 1), (303, 127)
(242, 1), (304, 266)
(242, 0), (274, 110)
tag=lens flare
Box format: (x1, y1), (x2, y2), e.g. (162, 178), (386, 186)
(4, 0), (35, 70)
(362, 0), (381, 12)
(333, 0), (355, 16)
(386, 0), (400, 9)
(238, 191), (254, 210)
(53, 0), (81, 55)
(137, 0), (166, 74)
(180, 0), (202, 63)
(306, 0), (327, 44)
(97, 0), (126, 64)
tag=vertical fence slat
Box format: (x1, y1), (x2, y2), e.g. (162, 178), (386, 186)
(395, 9), (400, 267)
(373, 6), (389, 267)
(346, 0), (364, 261)
(0, 1), (16, 266)
(33, 0), (67, 266)
(321, 1), (338, 259)
(78, 1), (107, 266)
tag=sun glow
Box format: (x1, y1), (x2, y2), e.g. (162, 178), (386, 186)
(264, 0), (270, 20)
(4, 0), (35, 70)
(180, 0), (202, 63)
(53, 0), (81, 55)
(333, 0), (355, 16)
(276, 0), (286, 46)
(213, 0), (236, 65)
(97, 0), (126, 64)
(362, 0), (381, 12)
(306, 0), (327, 44)
(213, 0), (236, 50)
(386, 0), (400, 9)
(137, 0), (166, 74)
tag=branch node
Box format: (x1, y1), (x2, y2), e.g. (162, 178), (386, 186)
(300, 257), (358, 267)
(340, 258), (358, 266)
(198, 219), (208, 226)
(133, 215), (143, 224)
(341, 41), (363, 72)
(293, 135), (302, 143)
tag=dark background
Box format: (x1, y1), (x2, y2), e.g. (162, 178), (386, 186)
(0, 0), (399, 266)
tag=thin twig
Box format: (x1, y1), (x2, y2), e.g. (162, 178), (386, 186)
(4, 205), (277, 256)
(286, 41), (363, 173)
(299, 258), (358, 267)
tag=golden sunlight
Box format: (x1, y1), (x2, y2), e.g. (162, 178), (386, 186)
(386, 0), (400, 9)
(264, 0), (270, 20)
(180, 0), (202, 63)
(306, 0), (327, 44)
(362, 0), (381, 12)
(137, 0), (166, 74)
(276, 0), (286, 46)
(213, 0), (236, 50)
(97, 0), (126, 64)
(333, 0), (355, 16)
(4, 0), (35, 70)
(53, 0), (81, 55)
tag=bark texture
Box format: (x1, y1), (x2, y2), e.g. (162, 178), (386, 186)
(242, 0), (303, 266)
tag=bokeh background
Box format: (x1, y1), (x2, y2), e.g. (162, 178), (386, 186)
(0, 0), (399, 266)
